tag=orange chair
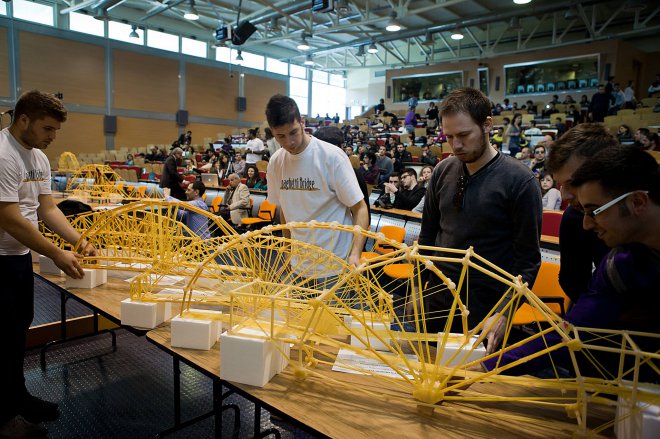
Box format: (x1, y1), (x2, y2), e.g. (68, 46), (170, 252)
(361, 225), (405, 261)
(209, 196), (223, 213)
(241, 200), (277, 229)
(512, 262), (570, 325)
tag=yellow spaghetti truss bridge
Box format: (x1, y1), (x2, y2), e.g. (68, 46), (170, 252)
(46, 211), (657, 438)
(64, 164), (163, 202)
(57, 152), (80, 172)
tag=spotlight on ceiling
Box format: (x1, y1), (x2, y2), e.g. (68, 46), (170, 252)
(450, 30), (464, 40)
(304, 55), (315, 66)
(422, 31), (433, 46)
(356, 45), (366, 57)
(509, 17), (522, 31)
(297, 36), (310, 51)
(184, 0), (199, 21)
(386, 11), (401, 32)
(367, 42), (378, 54)
(235, 50), (244, 63)
(335, 0), (350, 16)
(129, 25), (139, 39)
(513, 0), (532, 4)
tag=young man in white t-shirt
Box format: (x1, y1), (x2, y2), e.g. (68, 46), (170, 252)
(0, 90), (97, 438)
(265, 94), (369, 275)
(245, 128), (265, 164)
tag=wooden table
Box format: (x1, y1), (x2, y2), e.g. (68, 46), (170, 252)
(147, 324), (614, 439)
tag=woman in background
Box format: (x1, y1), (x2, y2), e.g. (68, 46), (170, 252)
(539, 172), (562, 210)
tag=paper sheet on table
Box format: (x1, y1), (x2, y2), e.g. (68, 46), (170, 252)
(114, 262), (152, 269)
(124, 274), (185, 285)
(332, 348), (416, 379)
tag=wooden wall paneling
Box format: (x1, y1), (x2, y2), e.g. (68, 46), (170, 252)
(186, 123), (242, 145)
(0, 28), (9, 97)
(186, 63), (238, 120)
(243, 75), (287, 123)
(20, 32), (105, 107)
(45, 112), (105, 160)
(114, 117), (179, 150)
(113, 50), (179, 113)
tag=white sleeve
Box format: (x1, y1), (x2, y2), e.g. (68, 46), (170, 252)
(333, 154), (363, 208)
(37, 153), (52, 195)
(266, 156), (280, 206)
(0, 156), (22, 202)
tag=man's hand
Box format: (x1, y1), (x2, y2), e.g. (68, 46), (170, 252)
(481, 314), (506, 355)
(348, 253), (361, 268)
(52, 249), (85, 279)
(77, 240), (99, 257)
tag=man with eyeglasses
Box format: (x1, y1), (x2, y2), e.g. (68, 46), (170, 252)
(419, 87), (542, 354)
(481, 146), (660, 377)
(393, 168), (425, 211)
(545, 124), (617, 303)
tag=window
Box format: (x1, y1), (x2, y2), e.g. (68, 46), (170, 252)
(289, 64), (307, 79)
(146, 29), (179, 53)
(182, 37), (206, 58)
(69, 12), (105, 37)
(13, 0), (54, 26)
(392, 71), (463, 103)
(329, 74), (345, 88)
(289, 77), (308, 116)
(312, 82), (345, 119)
(312, 69), (328, 84)
(478, 68), (489, 96)
(214, 46), (231, 63)
(109, 21), (144, 45)
(0, 2), (7, 15)
(504, 55), (599, 96)
(240, 51), (264, 70)
(266, 58), (288, 76)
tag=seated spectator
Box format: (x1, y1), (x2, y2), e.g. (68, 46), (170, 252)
(617, 124), (633, 143)
(126, 153), (134, 166)
(218, 173), (250, 225)
(375, 98), (385, 115)
(566, 104), (580, 122)
(525, 100), (537, 114)
(530, 144), (547, 176)
(245, 165), (261, 189)
(481, 146), (660, 378)
(420, 145), (438, 166)
(393, 143), (412, 173)
(647, 73), (660, 97)
(552, 117), (567, 136)
(375, 173), (400, 208)
(376, 145), (393, 186)
(539, 172), (562, 210)
(418, 165), (434, 189)
(393, 168), (425, 210)
(344, 144), (355, 157)
(165, 180), (211, 239)
(516, 146), (532, 167)
(563, 95), (576, 104)
(524, 120), (542, 136)
(542, 102), (557, 117)
(358, 151), (379, 185)
(233, 152), (246, 176)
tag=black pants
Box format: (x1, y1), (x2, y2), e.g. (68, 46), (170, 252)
(0, 253), (34, 424)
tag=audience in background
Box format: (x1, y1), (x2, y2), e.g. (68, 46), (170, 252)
(165, 180), (211, 239)
(617, 124), (633, 143)
(530, 144), (546, 176)
(393, 168), (425, 210)
(539, 172), (562, 210)
(418, 165), (434, 189)
(233, 152), (246, 176)
(160, 147), (186, 200)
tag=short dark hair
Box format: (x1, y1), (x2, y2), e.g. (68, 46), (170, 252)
(571, 146), (659, 204)
(364, 151), (377, 164)
(401, 167), (417, 179)
(546, 123), (619, 174)
(265, 94), (300, 128)
(314, 126), (343, 147)
(13, 89), (67, 123)
(440, 88), (491, 126)
(191, 180), (206, 197)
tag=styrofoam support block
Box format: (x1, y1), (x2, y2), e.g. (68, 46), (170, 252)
(220, 327), (290, 387)
(350, 320), (390, 352)
(616, 389), (660, 439)
(39, 255), (63, 275)
(121, 298), (172, 329)
(437, 333), (487, 367)
(31, 250), (40, 263)
(171, 310), (223, 350)
(65, 268), (107, 289)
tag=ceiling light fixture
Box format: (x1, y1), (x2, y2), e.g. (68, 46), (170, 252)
(513, 0), (532, 4)
(235, 50), (244, 63)
(183, 0), (199, 21)
(367, 42), (378, 54)
(509, 17), (522, 31)
(386, 11), (401, 32)
(335, 0), (350, 16)
(297, 36), (310, 51)
(129, 25), (139, 39)
(304, 55), (314, 66)
(422, 31), (433, 46)
(450, 29), (464, 40)
(356, 45), (366, 57)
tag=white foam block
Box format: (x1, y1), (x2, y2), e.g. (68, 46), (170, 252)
(31, 250), (40, 263)
(120, 298), (172, 329)
(616, 393), (660, 439)
(39, 255), (62, 275)
(350, 320), (390, 352)
(65, 268), (107, 289)
(220, 327), (290, 387)
(171, 310), (223, 350)
(437, 333), (487, 367)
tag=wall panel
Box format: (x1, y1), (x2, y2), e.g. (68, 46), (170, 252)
(243, 75), (286, 123)
(0, 28), (9, 97)
(115, 117), (179, 149)
(20, 32), (105, 107)
(44, 112), (104, 160)
(186, 63), (238, 119)
(114, 50), (178, 113)
(187, 122), (242, 145)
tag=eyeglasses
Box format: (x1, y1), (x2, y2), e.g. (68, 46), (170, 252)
(534, 150), (544, 155)
(453, 175), (468, 209)
(584, 191), (647, 219)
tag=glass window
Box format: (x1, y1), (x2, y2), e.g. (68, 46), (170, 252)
(109, 21), (144, 44)
(240, 51), (264, 70)
(13, 0), (54, 26)
(312, 69), (328, 84)
(182, 37), (206, 58)
(69, 12), (105, 37)
(289, 77), (308, 116)
(289, 64), (307, 79)
(214, 46), (231, 63)
(266, 58), (288, 76)
(329, 74), (345, 88)
(0, 2), (7, 15)
(478, 68), (489, 96)
(146, 29), (179, 53)
(312, 82), (345, 119)
(392, 71), (463, 103)
(504, 55), (599, 96)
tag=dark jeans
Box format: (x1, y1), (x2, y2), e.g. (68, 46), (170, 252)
(0, 253), (34, 424)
